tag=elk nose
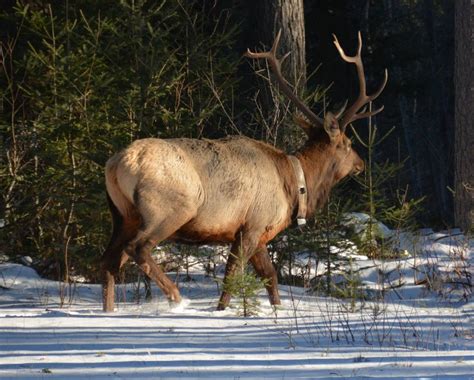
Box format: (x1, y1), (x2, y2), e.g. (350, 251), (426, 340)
(353, 160), (365, 175)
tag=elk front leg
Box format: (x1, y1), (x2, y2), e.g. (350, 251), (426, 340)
(217, 233), (259, 311)
(217, 245), (239, 310)
(249, 246), (280, 306)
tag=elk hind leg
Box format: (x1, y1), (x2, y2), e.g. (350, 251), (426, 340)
(102, 195), (139, 312)
(102, 251), (130, 312)
(126, 205), (196, 303)
(129, 235), (182, 303)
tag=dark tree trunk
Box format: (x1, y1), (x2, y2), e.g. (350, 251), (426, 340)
(454, 0), (474, 232)
(246, 0), (306, 94)
(242, 0), (306, 147)
(423, 0), (452, 222)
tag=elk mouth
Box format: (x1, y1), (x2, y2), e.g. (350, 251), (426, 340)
(352, 162), (365, 175)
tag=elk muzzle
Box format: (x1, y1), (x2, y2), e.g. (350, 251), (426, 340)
(352, 157), (365, 175)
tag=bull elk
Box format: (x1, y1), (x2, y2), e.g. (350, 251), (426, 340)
(101, 31), (387, 312)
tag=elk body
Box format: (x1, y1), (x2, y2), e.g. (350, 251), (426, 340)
(101, 32), (387, 312)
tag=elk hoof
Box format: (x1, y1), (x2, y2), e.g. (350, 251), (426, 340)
(216, 299), (229, 311)
(170, 297), (190, 311)
(168, 290), (182, 304)
(103, 302), (115, 313)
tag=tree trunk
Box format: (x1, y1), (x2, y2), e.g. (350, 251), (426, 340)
(423, 0), (452, 222)
(243, 0), (306, 147)
(247, 0), (306, 94)
(454, 0), (474, 232)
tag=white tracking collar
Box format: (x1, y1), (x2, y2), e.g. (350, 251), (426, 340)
(288, 155), (307, 226)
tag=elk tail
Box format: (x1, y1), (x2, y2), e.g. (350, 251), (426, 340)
(105, 156), (135, 219)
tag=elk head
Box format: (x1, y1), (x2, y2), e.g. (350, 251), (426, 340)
(245, 30), (388, 184)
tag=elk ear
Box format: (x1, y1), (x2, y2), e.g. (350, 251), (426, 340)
(323, 112), (341, 141)
(294, 115), (313, 136)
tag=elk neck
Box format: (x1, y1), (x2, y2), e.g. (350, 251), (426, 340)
(293, 138), (341, 217)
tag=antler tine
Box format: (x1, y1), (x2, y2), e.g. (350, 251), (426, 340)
(245, 29), (282, 61)
(332, 32), (362, 64)
(271, 28), (282, 55)
(245, 30), (324, 128)
(334, 99), (348, 119)
(333, 31), (388, 131)
(369, 69), (388, 101)
(347, 105), (384, 123)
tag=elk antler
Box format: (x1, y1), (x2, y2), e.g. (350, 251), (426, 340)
(333, 31), (388, 132)
(245, 30), (324, 128)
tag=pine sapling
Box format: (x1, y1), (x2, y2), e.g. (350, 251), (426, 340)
(222, 248), (267, 317)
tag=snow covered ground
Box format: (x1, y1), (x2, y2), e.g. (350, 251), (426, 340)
(0, 230), (473, 379)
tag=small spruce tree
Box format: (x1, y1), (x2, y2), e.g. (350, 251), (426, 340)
(223, 249), (267, 317)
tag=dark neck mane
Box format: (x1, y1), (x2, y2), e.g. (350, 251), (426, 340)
(258, 137), (342, 224)
(294, 141), (340, 218)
